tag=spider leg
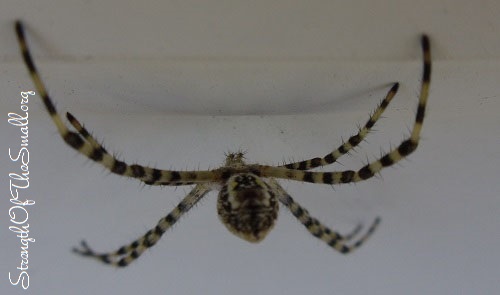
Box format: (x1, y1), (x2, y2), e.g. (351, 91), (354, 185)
(73, 184), (211, 267)
(282, 82), (399, 170)
(15, 20), (216, 186)
(262, 35), (431, 185)
(65, 112), (105, 151)
(341, 222), (364, 241)
(64, 112), (213, 186)
(269, 180), (380, 253)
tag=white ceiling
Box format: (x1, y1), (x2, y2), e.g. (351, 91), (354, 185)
(1, 0), (499, 115)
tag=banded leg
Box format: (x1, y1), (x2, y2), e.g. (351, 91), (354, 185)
(73, 184), (212, 267)
(66, 112), (104, 151)
(15, 20), (216, 186)
(282, 82), (399, 170)
(262, 35), (431, 185)
(269, 180), (380, 253)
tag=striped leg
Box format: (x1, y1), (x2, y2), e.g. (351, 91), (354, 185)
(262, 35), (431, 185)
(73, 184), (212, 267)
(15, 20), (216, 186)
(269, 180), (380, 253)
(64, 112), (211, 186)
(282, 82), (399, 170)
(66, 112), (104, 151)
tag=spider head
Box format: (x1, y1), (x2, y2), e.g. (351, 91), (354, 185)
(224, 151), (247, 167)
(217, 173), (278, 243)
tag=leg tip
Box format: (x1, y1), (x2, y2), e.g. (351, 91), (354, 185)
(421, 34), (430, 51)
(15, 20), (24, 37)
(391, 82), (400, 92)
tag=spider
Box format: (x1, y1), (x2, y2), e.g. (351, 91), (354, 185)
(15, 20), (431, 267)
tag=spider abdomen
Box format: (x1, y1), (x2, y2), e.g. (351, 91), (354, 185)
(217, 173), (278, 243)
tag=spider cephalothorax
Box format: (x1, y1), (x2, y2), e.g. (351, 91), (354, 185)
(15, 20), (431, 267)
